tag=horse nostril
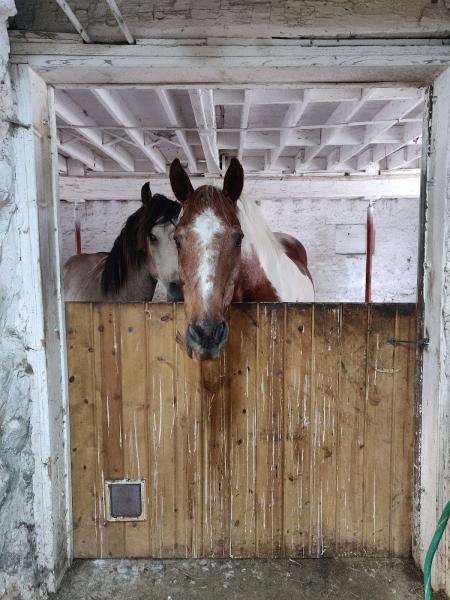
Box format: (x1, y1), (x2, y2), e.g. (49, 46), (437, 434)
(168, 282), (183, 301)
(213, 321), (228, 344)
(187, 324), (202, 344)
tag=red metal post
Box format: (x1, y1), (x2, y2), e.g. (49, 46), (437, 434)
(365, 202), (374, 303)
(75, 220), (82, 255)
(74, 202), (82, 255)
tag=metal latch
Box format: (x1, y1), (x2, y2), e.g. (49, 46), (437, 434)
(386, 337), (430, 348)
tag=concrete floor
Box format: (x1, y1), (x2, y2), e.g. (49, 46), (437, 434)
(50, 558), (446, 600)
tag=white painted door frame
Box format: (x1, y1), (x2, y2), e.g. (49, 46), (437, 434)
(8, 36), (450, 594)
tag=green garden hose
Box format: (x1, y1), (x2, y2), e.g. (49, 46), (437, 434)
(424, 500), (450, 600)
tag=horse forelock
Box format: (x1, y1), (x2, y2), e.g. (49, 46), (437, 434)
(178, 185), (239, 227)
(149, 193), (182, 227)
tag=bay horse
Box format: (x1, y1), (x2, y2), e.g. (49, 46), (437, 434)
(169, 157), (314, 360)
(63, 183), (183, 302)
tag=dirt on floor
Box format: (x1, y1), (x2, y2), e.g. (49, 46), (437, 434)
(49, 557), (448, 600)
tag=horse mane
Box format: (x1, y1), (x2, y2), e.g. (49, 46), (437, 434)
(101, 193), (181, 296)
(237, 195), (312, 301)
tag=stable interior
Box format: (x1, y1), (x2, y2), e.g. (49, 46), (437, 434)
(54, 83), (428, 600)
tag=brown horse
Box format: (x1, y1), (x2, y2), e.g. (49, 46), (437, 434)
(63, 183), (183, 302)
(169, 157), (314, 360)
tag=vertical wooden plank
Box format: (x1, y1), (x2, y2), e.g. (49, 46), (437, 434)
(201, 341), (230, 556)
(336, 304), (367, 555)
(309, 304), (339, 557)
(229, 304), (258, 557)
(93, 303), (125, 557)
(390, 305), (416, 556)
(174, 304), (203, 557)
(283, 304), (313, 557)
(66, 303), (99, 558)
(146, 304), (177, 557)
(120, 303), (150, 557)
(363, 304), (396, 556)
(256, 303), (284, 557)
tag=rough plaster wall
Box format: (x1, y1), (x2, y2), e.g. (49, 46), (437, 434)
(440, 127), (450, 597)
(60, 196), (419, 303)
(10, 0), (450, 40)
(0, 3), (49, 598)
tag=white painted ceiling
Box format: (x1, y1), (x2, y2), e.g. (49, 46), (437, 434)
(56, 86), (424, 177)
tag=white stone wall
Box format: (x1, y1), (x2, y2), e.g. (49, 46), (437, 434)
(0, 2), (51, 599)
(60, 196), (419, 303)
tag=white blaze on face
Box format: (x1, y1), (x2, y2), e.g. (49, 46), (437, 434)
(191, 208), (223, 305)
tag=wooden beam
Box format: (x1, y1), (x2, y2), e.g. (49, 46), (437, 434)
(11, 39), (450, 86)
(57, 137), (105, 172)
(58, 154), (68, 174)
(356, 122), (422, 171)
(266, 92), (308, 170)
(214, 87), (361, 106)
(156, 88), (198, 173)
(386, 145), (421, 170)
(92, 88), (166, 173)
(300, 90), (367, 168)
(238, 90), (251, 161)
(53, 0), (91, 43)
(104, 0), (135, 44)
(59, 173), (420, 202)
(55, 90), (134, 171)
(333, 93), (423, 168)
(188, 89), (220, 174)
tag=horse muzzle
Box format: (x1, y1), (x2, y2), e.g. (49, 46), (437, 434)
(185, 320), (228, 361)
(167, 281), (184, 302)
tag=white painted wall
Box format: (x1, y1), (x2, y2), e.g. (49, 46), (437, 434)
(60, 195), (419, 303)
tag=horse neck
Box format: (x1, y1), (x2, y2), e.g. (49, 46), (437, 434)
(236, 197), (314, 303)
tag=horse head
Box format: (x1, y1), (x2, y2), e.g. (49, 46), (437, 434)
(101, 182), (183, 301)
(170, 157), (244, 360)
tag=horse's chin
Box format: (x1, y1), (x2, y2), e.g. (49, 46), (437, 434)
(186, 344), (222, 362)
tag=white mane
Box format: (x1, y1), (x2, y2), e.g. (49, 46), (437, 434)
(237, 195), (314, 302)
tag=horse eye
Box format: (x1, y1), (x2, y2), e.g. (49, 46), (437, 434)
(149, 233), (158, 244)
(174, 237), (181, 250)
(234, 234), (243, 248)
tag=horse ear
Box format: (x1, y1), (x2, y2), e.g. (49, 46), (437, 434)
(223, 157), (244, 202)
(169, 159), (194, 204)
(141, 182), (152, 208)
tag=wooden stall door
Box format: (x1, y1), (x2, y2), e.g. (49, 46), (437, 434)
(66, 303), (416, 559)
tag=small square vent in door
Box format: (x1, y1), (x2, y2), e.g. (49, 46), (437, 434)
(105, 480), (147, 521)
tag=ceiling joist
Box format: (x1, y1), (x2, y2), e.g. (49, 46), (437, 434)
(55, 86), (425, 177)
(188, 89), (220, 174)
(56, 90), (135, 171)
(92, 88), (166, 173)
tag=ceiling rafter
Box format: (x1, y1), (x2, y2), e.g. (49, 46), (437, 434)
(189, 89), (220, 174)
(92, 89), (166, 173)
(56, 86), (425, 177)
(238, 90), (252, 161)
(58, 134), (105, 172)
(299, 90), (368, 169)
(330, 92), (424, 170)
(54, 0), (91, 43)
(105, 0), (134, 44)
(266, 90), (309, 171)
(356, 121), (422, 171)
(55, 90), (135, 172)
(264, 89), (359, 170)
(387, 145), (422, 170)
(156, 89), (198, 173)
